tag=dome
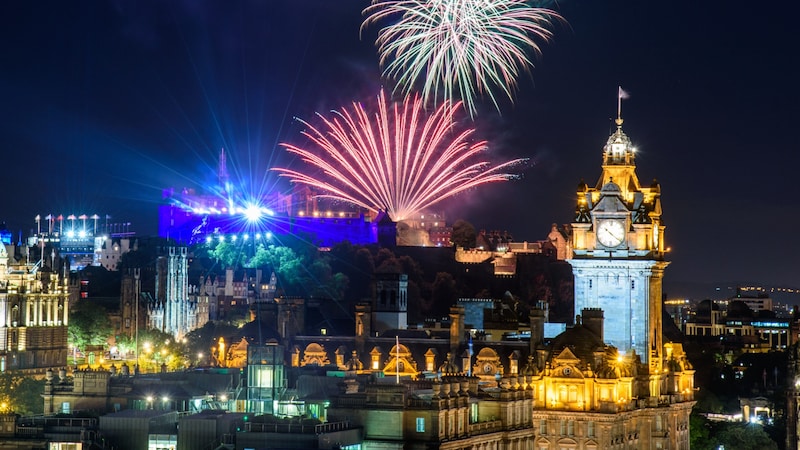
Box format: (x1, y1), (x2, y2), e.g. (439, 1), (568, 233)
(602, 126), (635, 165)
(438, 352), (459, 374)
(605, 127), (632, 149)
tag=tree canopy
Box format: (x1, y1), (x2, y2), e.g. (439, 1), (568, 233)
(450, 219), (477, 249)
(690, 413), (778, 450)
(69, 300), (113, 350)
(0, 372), (44, 415)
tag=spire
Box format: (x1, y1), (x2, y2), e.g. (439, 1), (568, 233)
(603, 87), (636, 167)
(218, 148), (229, 188)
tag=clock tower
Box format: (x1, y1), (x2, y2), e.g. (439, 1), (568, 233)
(567, 114), (668, 374)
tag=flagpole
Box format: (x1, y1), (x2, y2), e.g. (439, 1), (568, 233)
(617, 86), (629, 126)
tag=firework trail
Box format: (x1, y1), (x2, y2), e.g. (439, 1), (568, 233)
(274, 91), (526, 222)
(362, 0), (562, 117)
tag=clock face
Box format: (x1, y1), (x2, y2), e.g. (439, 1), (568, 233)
(597, 219), (625, 247)
(483, 363), (493, 374)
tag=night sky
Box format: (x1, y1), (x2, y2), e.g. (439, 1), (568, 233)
(1, 1), (798, 299)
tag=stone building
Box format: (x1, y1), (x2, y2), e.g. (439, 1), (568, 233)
(147, 246), (206, 340)
(0, 243), (69, 372)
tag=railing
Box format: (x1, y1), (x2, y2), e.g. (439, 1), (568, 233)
(333, 396), (366, 408)
(315, 421), (353, 434)
(15, 425), (44, 437)
(244, 420), (353, 434)
(468, 420), (503, 435)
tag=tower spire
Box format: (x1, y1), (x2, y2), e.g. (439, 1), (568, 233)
(218, 148), (229, 188)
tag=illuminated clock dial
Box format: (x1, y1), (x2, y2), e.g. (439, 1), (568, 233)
(597, 219), (625, 247)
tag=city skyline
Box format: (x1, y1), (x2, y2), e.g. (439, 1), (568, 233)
(1, 1), (798, 298)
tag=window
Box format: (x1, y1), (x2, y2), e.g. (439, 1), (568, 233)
(567, 420), (574, 436)
(588, 421), (595, 437)
(569, 386), (577, 402)
(540, 419), (547, 434)
(416, 417), (425, 432)
(61, 402), (70, 414)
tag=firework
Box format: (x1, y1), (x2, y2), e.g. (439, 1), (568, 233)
(362, 0), (561, 117)
(274, 91), (525, 222)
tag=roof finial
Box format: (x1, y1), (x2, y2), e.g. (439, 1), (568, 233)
(616, 86), (629, 126)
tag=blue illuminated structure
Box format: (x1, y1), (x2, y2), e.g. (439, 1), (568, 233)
(30, 214), (132, 271)
(158, 150), (380, 246)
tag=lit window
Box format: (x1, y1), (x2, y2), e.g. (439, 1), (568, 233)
(416, 417), (425, 432)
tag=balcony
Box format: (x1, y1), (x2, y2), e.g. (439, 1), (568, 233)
(468, 419), (503, 435)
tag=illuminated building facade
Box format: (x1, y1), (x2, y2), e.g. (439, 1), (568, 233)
(31, 214), (134, 271)
(567, 117), (668, 370)
(526, 114), (694, 449)
(147, 247), (206, 340)
(685, 299), (790, 351)
(0, 243), (69, 372)
(528, 308), (695, 450)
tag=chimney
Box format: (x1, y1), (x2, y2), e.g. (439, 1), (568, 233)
(449, 305), (465, 351)
(529, 301), (547, 353)
(355, 303), (372, 354)
(581, 308), (604, 340)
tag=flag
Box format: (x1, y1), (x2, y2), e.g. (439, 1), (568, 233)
(618, 86), (630, 100)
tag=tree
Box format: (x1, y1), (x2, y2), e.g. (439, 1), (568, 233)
(689, 413), (713, 450)
(431, 272), (459, 316)
(184, 322), (239, 365)
(715, 422), (777, 449)
(137, 328), (188, 371)
(212, 241), (247, 268)
(0, 372), (44, 415)
(69, 301), (113, 350)
(450, 219), (476, 249)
